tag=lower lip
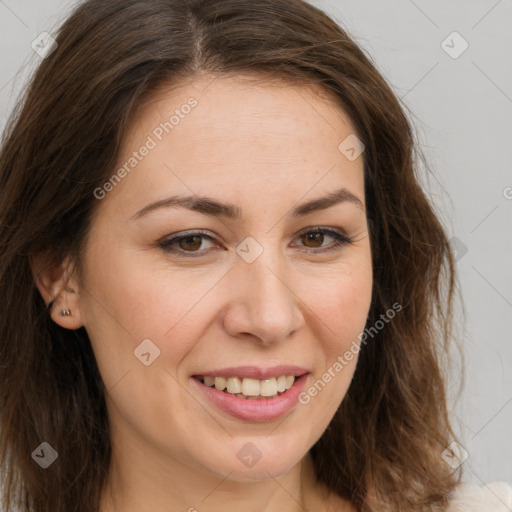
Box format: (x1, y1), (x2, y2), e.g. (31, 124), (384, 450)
(191, 374), (309, 422)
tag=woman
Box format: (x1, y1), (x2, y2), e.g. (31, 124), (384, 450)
(0, 0), (510, 511)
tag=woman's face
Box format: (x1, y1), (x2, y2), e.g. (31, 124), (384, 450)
(76, 74), (372, 484)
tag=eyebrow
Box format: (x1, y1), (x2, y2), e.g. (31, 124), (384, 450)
(130, 187), (365, 222)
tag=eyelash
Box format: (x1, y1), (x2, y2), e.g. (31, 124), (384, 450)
(158, 227), (352, 258)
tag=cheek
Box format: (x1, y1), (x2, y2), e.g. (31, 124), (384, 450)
(82, 235), (208, 335)
(297, 267), (372, 412)
(80, 243), (231, 385)
(306, 265), (373, 344)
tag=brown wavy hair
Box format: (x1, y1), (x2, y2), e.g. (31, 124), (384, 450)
(0, 0), (463, 510)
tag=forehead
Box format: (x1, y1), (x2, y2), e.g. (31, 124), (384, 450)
(100, 73), (365, 216)
(127, 72), (357, 152)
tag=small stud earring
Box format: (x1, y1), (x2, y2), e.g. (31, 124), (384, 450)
(58, 309), (71, 317)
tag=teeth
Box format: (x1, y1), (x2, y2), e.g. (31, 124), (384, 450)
(201, 375), (297, 398)
(226, 377), (242, 394)
(260, 378), (278, 397)
(204, 376), (215, 387)
(276, 375), (287, 392)
(214, 377), (227, 391)
(242, 378), (261, 396)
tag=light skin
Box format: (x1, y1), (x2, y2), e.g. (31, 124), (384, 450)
(33, 73), (372, 512)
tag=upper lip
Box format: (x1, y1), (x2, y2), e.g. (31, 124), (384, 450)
(193, 365), (310, 380)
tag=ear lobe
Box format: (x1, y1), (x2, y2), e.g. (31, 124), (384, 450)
(30, 251), (84, 330)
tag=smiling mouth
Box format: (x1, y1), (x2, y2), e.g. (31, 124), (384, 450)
(193, 374), (296, 400)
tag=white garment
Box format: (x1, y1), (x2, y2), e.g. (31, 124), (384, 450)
(448, 482), (512, 511)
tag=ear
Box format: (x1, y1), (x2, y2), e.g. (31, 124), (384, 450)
(30, 250), (84, 330)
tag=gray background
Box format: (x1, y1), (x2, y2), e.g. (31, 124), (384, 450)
(1, 0), (510, 490)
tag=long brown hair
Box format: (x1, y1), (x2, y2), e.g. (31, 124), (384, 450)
(0, 0), (463, 510)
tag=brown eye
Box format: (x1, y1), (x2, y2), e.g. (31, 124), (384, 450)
(159, 227), (352, 258)
(159, 231), (217, 257)
(294, 228), (352, 254)
(177, 235), (203, 251)
(300, 232), (325, 248)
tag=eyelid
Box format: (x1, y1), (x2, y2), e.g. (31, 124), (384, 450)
(158, 229), (218, 257)
(158, 226), (352, 257)
(294, 225), (348, 240)
(292, 226), (352, 252)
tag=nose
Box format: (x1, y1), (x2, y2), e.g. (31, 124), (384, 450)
(222, 248), (305, 346)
